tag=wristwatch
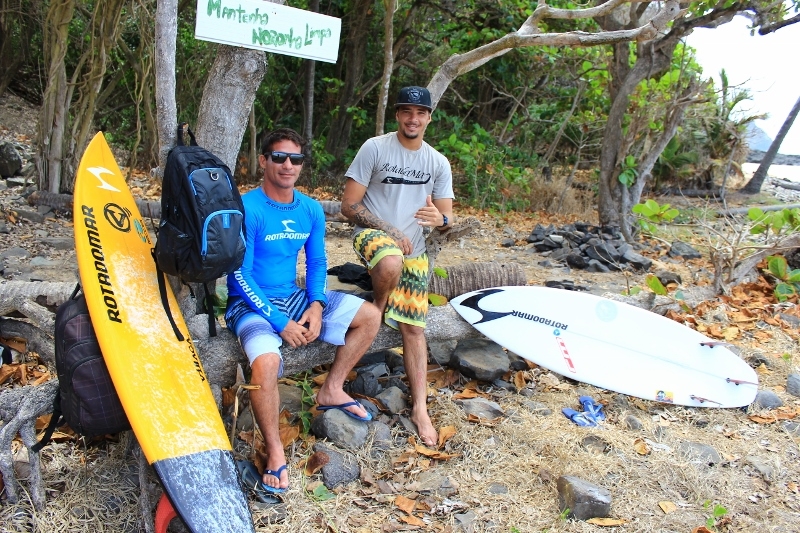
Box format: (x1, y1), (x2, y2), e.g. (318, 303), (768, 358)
(438, 214), (449, 228)
(313, 300), (327, 309)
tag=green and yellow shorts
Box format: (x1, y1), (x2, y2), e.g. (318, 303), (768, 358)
(353, 229), (429, 328)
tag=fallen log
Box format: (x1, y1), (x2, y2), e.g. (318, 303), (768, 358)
(774, 179), (800, 192)
(719, 203), (800, 217)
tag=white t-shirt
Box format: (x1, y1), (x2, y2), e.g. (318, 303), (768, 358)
(345, 132), (454, 257)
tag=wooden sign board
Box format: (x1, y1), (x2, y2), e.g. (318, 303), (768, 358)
(195, 0), (341, 63)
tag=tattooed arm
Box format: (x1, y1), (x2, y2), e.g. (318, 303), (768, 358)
(341, 178), (413, 255)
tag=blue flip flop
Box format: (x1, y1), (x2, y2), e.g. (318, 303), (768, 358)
(578, 396), (606, 423)
(317, 400), (372, 422)
(562, 407), (597, 427)
(261, 464), (288, 494)
(236, 460), (283, 503)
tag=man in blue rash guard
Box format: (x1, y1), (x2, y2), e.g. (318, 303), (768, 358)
(225, 128), (381, 494)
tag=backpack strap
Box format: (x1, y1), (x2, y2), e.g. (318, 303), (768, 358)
(31, 394), (64, 453)
(176, 122), (199, 148)
(202, 282), (217, 337)
(152, 249), (186, 342)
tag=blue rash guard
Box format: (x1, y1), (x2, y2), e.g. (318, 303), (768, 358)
(226, 187), (328, 333)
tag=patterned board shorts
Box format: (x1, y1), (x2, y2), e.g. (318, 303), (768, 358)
(353, 229), (428, 328)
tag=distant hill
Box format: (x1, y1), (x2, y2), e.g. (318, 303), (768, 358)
(745, 123), (773, 152)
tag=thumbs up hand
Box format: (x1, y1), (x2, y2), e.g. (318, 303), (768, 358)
(414, 195), (444, 227)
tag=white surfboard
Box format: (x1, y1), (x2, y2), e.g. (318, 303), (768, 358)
(450, 287), (758, 407)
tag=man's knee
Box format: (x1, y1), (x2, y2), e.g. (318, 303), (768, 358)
(398, 322), (425, 340)
(372, 253), (403, 277)
(354, 301), (382, 328)
(250, 352), (281, 381)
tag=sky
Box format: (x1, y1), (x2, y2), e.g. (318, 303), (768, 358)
(686, 15), (800, 155)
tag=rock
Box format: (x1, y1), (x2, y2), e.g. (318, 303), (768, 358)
(357, 349), (390, 367)
(753, 390), (783, 410)
(278, 383), (303, 416)
(452, 338), (509, 382)
(668, 241), (701, 260)
(586, 259), (611, 273)
(745, 455), (775, 481)
(779, 313), (800, 328)
(455, 398), (505, 420)
(13, 208), (45, 224)
(747, 352), (772, 369)
(384, 376), (409, 394)
(783, 421), (800, 436)
(454, 510), (477, 530)
(375, 386), (406, 414)
(415, 471), (460, 497)
(622, 249), (653, 270)
(566, 253), (589, 269)
(491, 378), (514, 391)
(0, 142), (23, 177)
(524, 401), (552, 416)
(367, 421), (393, 453)
(506, 351), (529, 371)
(310, 409), (369, 449)
(0, 247), (30, 260)
(347, 363), (386, 397)
(786, 373), (800, 398)
(314, 443), (360, 489)
(42, 237), (79, 251)
(655, 270), (682, 286)
(678, 441), (721, 465)
(556, 476), (612, 521)
(624, 414), (643, 430)
(428, 339), (457, 366)
(581, 435), (609, 454)
(487, 483), (508, 494)
(500, 238), (515, 247)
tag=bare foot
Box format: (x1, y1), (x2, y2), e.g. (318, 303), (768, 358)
(262, 455), (289, 490)
(315, 388), (369, 419)
(411, 409), (438, 447)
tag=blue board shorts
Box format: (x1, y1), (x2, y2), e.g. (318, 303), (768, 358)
(225, 290), (363, 376)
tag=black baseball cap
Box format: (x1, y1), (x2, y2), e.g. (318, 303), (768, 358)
(395, 86), (432, 111)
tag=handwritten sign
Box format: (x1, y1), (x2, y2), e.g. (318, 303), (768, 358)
(195, 0), (341, 63)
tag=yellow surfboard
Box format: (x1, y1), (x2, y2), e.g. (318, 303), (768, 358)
(74, 132), (253, 532)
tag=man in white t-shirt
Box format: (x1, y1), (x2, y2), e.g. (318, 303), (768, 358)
(341, 86), (454, 447)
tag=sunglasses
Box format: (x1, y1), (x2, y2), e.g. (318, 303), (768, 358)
(267, 151), (305, 165)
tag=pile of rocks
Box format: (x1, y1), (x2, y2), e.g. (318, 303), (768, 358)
(522, 222), (654, 273)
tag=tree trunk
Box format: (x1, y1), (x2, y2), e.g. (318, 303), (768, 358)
(742, 94), (800, 194)
(596, 36), (678, 231)
(248, 104), (258, 178)
(324, 0), (373, 163)
(303, 0), (318, 147)
(195, 46), (267, 171)
(154, 0), (178, 179)
(35, 0), (75, 194)
(375, 0), (396, 136)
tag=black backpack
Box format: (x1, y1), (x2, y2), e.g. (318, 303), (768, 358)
(155, 124), (246, 284)
(33, 286), (130, 451)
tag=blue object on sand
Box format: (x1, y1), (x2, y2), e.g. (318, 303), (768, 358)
(578, 396), (606, 422)
(562, 407), (597, 427)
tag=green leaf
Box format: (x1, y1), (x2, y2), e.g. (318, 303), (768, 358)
(713, 505), (728, 518)
(774, 283), (796, 301)
(628, 286), (642, 295)
(787, 269), (800, 283)
(428, 293), (448, 306)
(747, 207), (765, 221)
(767, 255), (788, 280)
(311, 484), (336, 501)
(645, 274), (668, 296)
(433, 266), (448, 279)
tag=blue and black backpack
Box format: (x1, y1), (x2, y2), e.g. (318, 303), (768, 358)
(155, 124), (246, 336)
